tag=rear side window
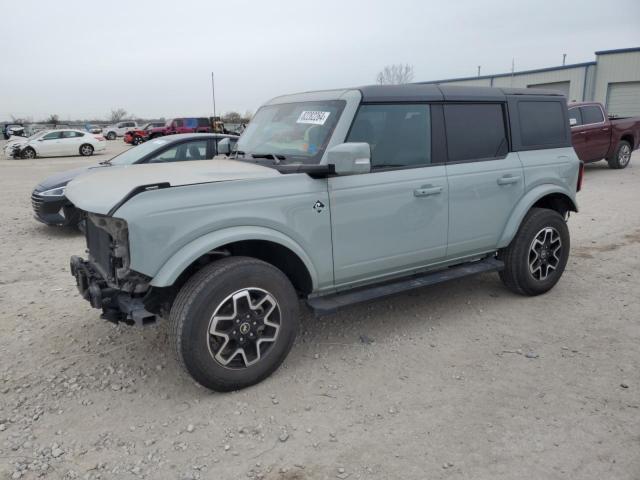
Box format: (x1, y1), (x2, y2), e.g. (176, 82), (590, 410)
(568, 108), (582, 127)
(444, 104), (507, 162)
(197, 118), (210, 127)
(518, 101), (566, 146)
(580, 106), (604, 124)
(347, 104), (431, 168)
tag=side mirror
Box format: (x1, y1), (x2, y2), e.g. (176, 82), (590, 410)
(217, 138), (231, 155)
(569, 118), (577, 126)
(326, 142), (371, 175)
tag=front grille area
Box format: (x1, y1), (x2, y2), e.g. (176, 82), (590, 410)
(86, 218), (114, 281)
(31, 192), (44, 217)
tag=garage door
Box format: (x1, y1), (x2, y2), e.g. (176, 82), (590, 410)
(606, 82), (640, 117)
(527, 81), (571, 98)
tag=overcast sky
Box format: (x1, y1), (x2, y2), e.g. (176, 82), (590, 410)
(1, 0), (639, 121)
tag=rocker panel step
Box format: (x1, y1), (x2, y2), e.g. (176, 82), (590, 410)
(307, 257), (504, 315)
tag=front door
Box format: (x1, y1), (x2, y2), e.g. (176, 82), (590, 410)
(329, 103), (448, 288)
(442, 103), (524, 257)
(38, 131), (64, 156)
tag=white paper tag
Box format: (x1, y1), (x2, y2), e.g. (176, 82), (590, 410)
(297, 111), (331, 125)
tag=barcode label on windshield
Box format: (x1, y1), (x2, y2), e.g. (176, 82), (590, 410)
(297, 111), (331, 125)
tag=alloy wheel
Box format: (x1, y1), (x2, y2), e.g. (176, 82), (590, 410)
(207, 288), (281, 369)
(81, 145), (93, 155)
(528, 227), (562, 281)
(618, 144), (631, 167)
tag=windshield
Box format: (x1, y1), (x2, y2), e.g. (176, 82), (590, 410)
(235, 100), (345, 164)
(107, 138), (173, 165)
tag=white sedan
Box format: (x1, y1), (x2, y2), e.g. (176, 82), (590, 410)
(6, 129), (106, 159)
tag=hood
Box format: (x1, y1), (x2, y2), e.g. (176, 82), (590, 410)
(35, 165), (104, 191)
(66, 158), (281, 215)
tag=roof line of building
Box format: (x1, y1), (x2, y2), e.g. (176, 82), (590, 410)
(595, 46), (640, 55)
(417, 61), (596, 85)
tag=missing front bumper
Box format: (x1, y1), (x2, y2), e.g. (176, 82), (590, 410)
(70, 255), (156, 326)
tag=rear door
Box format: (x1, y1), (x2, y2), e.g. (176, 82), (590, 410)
(444, 103), (524, 257)
(579, 105), (610, 161)
(60, 131), (85, 155)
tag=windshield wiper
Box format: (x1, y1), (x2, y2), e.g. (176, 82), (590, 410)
(250, 153), (286, 164)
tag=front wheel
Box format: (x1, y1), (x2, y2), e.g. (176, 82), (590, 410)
(132, 136), (143, 145)
(169, 257), (299, 392)
(21, 147), (36, 159)
(607, 140), (632, 169)
(499, 208), (570, 296)
(79, 144), (94, 156)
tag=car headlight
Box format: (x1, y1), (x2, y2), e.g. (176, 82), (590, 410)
(40, 186), (66, 197)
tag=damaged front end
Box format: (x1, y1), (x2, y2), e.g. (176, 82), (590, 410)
(70, 212), (156, 326)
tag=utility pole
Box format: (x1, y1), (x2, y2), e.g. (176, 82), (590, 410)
(562, 53), (567, 66)
(477, 65), (481, 77)
(510, 58), (515, 86)
(211, 72), (217, 120)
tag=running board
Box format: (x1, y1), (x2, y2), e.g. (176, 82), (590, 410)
(307, 257), (504, 315)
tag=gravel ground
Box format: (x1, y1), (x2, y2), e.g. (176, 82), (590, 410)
(0, 140), (639, 480)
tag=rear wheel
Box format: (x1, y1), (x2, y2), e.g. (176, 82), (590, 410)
(21, 147), (36, 159)
(132, 136), (143, 145)
(499, 208), (570, 296)
(106, 131), (116, 140)
(169, 257), (299, 392)
(79, 144), (94, 156)
(607, 140), (632, 169)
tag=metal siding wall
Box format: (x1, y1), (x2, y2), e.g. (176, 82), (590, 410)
(491, 67), (585, 101)
(434, 78), (492, 87)
(593, 51), (640, 106)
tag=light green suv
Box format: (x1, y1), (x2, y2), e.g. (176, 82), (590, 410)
(68, 84), (582, 391)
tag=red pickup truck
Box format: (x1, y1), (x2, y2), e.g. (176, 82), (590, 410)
(148, 117), (212, 139)
(568, 102), (640, 169)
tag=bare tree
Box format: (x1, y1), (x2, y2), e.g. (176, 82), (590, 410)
(109, 108), (128, 123)
(376, 64), (415, 85)
(222, 111), (242, 123)
(45, 114), (60, 126)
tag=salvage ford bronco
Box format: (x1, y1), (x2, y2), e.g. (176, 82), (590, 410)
(67, 84), (582, 391)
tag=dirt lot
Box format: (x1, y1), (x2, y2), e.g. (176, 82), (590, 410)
(0, 140), (638, 480)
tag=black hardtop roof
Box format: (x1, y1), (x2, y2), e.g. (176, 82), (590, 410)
(358, 84), (565, 102)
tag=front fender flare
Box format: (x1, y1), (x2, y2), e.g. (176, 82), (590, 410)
(497, 185), (577, 248)
(149, 226), (319, 289)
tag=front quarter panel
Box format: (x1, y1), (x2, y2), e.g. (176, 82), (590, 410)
(113, 174), (334, 292)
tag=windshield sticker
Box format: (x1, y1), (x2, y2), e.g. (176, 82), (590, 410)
(297, 111), (331, 125)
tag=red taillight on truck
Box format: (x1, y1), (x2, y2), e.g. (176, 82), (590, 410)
(577, 161), (584, 192)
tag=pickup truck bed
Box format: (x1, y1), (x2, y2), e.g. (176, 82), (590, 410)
(569, 102), (640, 169)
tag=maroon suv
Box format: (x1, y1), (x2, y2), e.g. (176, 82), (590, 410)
(148, 117), (212, 139)
(568, 102), (640, 169)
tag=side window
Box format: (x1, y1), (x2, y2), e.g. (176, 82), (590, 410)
(148, 140), (208, 163)
(62, 131), (84, 138)
(518, 101), (566, 147)
(198, 118), (210, 127)
(42, 132), (62, 140)
(443, 104), (507, 162)
(580, 106), (604, 124)
(346, 104), (431, 168)
(174, 119), (184, 128)
(568, 108), (582, 127)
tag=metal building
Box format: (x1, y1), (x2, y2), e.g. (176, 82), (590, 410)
(418, 47), (640, 116)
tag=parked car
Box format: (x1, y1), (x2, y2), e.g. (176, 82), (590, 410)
(31, 133), (238, 227)
(85, 124), (103, 134)
(3, 123), (24, 139)
(148, 118), (212, 138)
(123, 122), (166, 145)
(67, 84), (581, 392)
(8, 129), (106, 159)
(568, 102), (640, 169)
(103, 121), (138, 140)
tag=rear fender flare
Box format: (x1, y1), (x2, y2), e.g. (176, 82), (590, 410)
(497, 185), (577, 248)
(149, 226), (318, 289)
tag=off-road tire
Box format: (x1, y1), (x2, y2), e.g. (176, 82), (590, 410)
(607, 140), (632, 169)
(20, 147), (36, 159)
(106, 131), (116, 140)
(79, 144), (94, 156)
(499, 208), (570, 296)
(169, 256), (299, 392)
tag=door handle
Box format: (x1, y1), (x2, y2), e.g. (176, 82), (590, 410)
(414, 185), (442, 197)
(497, 175), (521, 186)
